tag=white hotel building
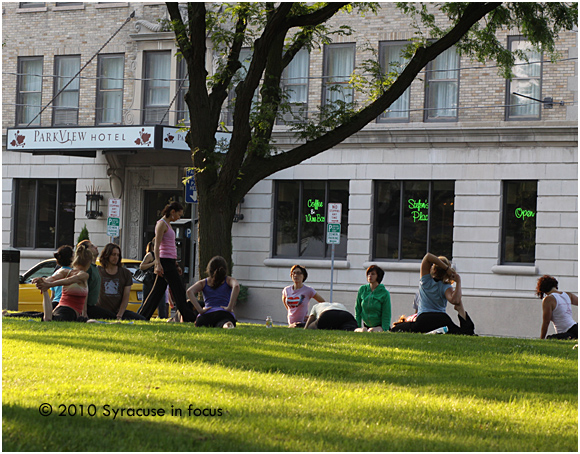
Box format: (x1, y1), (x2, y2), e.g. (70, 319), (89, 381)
(2, 3), (577, 337)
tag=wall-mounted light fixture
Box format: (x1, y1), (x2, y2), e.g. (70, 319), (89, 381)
(86, 185), (103, 219)
(233, 197), (244, 223)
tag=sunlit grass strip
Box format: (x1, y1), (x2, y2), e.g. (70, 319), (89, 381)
(2, 319), (577, 451)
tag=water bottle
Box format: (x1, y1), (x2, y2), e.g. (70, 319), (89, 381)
(266, 316), (273, 328)
(426, 326), (448, 334)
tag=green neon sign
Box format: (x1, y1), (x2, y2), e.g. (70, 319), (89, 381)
(305, 199), (325, 223)
(408, 198), (428, 222)
(515, 208), (535, 219)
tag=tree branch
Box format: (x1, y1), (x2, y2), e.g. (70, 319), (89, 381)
(237, 2), (502, 194)
(286, 3), (350, 28)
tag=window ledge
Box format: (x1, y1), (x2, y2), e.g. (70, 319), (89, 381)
(95, 3), (129, 8)
(53, 5), (85, 11)
(491, 265), (537, 276)
(17, 7), (48, 13)
(264, 258), (350, 270)
(363, 261), (421, 272)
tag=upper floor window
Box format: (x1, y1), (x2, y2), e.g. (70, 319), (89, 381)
(279, 48), (309, 124)
(96, 54), (124, 125)
(176, 58), (190, 125)
(273, 180), (349, 259)
(424, 47), (459, 121)
(374, 180), (455, 261)
(501, 181), (537, 264)
(16, 56), (43, 126)
(53, 55), (80, 126)
(378, 41), (410, 122)
(506, 37), (542, 120)
(14, 179), (76, 249)
(322, 43), (355, 107)
(19, 2), (46, 7)
(143, 51), (170, 125)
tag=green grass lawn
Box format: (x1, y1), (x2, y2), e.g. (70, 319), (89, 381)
(2, 318), (577, 451)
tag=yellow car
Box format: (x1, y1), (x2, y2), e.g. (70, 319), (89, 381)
(18, 258), (144, 313)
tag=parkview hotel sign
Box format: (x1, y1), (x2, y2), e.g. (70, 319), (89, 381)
(5, 125), (197, 156)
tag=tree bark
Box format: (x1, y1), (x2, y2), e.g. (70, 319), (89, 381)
(196, 187), (237, 278)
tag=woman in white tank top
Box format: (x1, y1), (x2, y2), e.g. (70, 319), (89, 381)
(536, 275), (578, 339)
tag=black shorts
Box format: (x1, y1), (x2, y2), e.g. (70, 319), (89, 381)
(195, 310), (236, 328)
(52, 305), (79, 321)
(317, 309), (358, 331)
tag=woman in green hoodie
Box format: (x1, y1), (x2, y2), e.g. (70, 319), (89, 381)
(355, 265), (391, 332)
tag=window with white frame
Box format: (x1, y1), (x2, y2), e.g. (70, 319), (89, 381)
(378, 41), (411, 122)
(322, 43), (355, 106)
(16, 56), (43, 126)
(53, 55), (80, 126)
(278, 48), (309, 124)
(424, 47), (459, 121)
(14, 179), (76, 249)
(96, 54), (124, 125)
(501, 181), (537, 264)
(506, 37), (542, 120)
(143, 51), (171, 125)
(274, 181), (349, 259)
(374, 181), (455, 261)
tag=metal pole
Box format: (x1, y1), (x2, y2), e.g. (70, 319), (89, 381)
(329, 243), (335, 303)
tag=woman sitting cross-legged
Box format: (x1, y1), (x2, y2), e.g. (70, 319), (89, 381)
(354, 265), (391, 332)
(186, 256), (239, 328)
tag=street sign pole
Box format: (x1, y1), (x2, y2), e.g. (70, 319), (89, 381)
(326, 203), (342, 303)
(330, 243), (335, 303)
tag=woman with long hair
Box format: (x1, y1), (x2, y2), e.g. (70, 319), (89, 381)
(536, 275), (578, 339)
(407, 253), (475, 335)
(137, 201), (197, 322)
(34, 242), (93, 321)
(186, 256), (239, 328)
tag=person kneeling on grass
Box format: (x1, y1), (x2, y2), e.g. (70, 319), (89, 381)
(33, 242), (93, 322)
(186, 256), (239, 329)
(304, 302), (358, 331)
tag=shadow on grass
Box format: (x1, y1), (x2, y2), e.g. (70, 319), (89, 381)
(3, 320), (577, 405)
(3, 388), (577, 451)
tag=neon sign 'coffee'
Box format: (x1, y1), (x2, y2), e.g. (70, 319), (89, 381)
(515, 208), (535, 220)
(305, 199), (325, 223)
(408, 199), (428, 222)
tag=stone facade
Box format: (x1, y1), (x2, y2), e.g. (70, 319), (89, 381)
(2, 3), (577, 337)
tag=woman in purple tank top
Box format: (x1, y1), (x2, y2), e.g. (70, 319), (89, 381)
(186, 256), (239, 328)
(138, 202), (198, 322)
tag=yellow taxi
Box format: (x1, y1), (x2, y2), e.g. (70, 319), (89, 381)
(18, 258), (144, 313)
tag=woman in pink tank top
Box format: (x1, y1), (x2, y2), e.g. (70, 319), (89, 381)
(137, 201), (198, 322)
(33, 241), (93, 322)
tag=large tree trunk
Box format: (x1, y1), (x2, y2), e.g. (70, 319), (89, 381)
(196, 187), (237, 279)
